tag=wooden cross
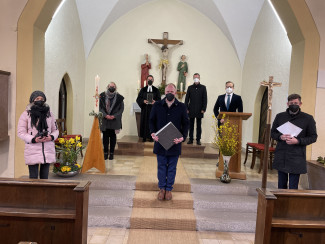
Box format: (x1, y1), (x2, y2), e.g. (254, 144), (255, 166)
(148, 32), (183, 85)
(148, 32), (183, 47)
(260, 76), (282, 124)
(260, 76), (282, 189)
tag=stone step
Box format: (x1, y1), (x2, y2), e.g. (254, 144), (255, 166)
(130, 208), (196, 231)
(89, 189), (134, 207)
(133, 191), (193, 209)
(195, 209), (256, 232)
(191, 178), (276, 196)
(192, 192), (257, 212)
(88, 206), (132, 227)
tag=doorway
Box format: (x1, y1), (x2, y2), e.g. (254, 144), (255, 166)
(258, 88), (268, 143)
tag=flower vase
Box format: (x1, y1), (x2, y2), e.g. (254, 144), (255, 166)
(55, 169), (80, 178)
(220, 155), (232, 183)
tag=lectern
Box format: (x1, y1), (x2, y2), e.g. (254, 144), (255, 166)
(216, 112), (252, 180)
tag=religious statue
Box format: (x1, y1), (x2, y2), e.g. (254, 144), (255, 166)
(177, 55), (188, 91)
(149, 37), (183, 83)
(140, 54), (151, 88)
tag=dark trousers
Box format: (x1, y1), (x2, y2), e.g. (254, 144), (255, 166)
(189, 117), (202, 141)
(157, 155), (179, 191)
(102, 129), (116, 154)
(28, 163), (50, 179)
(278, 170), (300, 189)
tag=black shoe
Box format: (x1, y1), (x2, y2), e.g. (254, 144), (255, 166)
(197, 141), (201, 145)
(142, 138), (146, 142)
(104, 153), (108, 160)
(109, 153), (114, 160)
(187, 140), (193, 144)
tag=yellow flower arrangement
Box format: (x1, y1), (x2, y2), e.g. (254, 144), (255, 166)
(212, 114), (240, 156)
(53, 136), (84, 174)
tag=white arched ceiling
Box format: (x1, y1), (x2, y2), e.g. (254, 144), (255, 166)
(74, 0), (265, 66)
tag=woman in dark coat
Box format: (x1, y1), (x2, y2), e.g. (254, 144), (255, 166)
(99, 82), (124, 160)
(271, 94), (317, 189)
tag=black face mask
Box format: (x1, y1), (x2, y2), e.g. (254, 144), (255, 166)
(147, 80), (153, 86)
(289, 104), (300, 113)
(34, 100), (45, 107)
(108, 87), (116, 93)
(166, 93), (175, 102)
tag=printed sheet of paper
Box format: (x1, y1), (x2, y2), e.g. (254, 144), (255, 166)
(277, 121), (302, 137)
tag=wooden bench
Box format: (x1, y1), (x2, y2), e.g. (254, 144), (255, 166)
(255, 188), (325, 244)
(0, 178), (91, 244)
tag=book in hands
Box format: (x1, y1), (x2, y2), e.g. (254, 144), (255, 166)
(147, 93), (153, 104)
(155, 122), (183, 150)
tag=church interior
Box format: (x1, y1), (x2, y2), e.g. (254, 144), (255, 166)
(1, 0), (325, 243)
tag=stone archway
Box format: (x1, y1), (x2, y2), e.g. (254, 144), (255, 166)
(15, 0), (62, 177)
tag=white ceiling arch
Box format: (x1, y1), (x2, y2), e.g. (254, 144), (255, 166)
(74, 0), (265, 66)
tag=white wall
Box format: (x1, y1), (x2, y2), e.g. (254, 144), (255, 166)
(84, 0), (242, 142)
(0, 0), (28, 177)
(241, 1), (292, 145)
(45, 0), (86, 134)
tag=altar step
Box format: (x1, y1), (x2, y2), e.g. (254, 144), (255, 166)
(115, 135), (218, 159)
(191, 178), (278, 232)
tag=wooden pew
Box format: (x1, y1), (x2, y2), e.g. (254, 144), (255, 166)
(0, 178), (91, 244)
(255, 188), (325, 244)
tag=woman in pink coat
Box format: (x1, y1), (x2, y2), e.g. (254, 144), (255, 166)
(17, 91), (59, 179)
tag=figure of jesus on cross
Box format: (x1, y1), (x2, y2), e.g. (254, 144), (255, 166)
(148, 32), (183, 84)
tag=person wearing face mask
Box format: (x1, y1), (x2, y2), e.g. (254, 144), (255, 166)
(271, 94), (317, 189)
(136, 75), (161, 142)
(184, 73), (207, 145)
(99, 82), (124, 160)
(17, 90), (59, 179)
(149, 83), (189, 201)
(213, 81), (243, 127)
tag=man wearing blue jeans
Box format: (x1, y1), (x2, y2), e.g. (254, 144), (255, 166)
(271, 94), (317, 189)
(150, 83), (189, 200)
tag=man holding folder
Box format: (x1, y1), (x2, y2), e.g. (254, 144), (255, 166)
(150, 83), (189, 201)
(271, 94), (317, 189)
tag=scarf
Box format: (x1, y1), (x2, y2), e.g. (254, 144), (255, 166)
(29, 104), (50, 133)
(105, 91), (117, 115)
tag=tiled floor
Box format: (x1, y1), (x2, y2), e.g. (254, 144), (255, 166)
(85, 147), (278, 243)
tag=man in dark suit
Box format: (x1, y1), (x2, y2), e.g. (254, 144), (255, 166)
(213, 81), (243, 126)
(185, 73), (207, 145)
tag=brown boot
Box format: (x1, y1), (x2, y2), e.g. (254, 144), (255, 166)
(158, 189), (165, 201)
(165, 190), (172, 201)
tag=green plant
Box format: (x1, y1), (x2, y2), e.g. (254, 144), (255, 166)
(158, 83), (166, 95)
(53, 136), (84, 173)
(212, 114), (240, 156)
(317, 156), (325, 164)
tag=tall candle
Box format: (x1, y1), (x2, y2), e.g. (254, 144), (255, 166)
(180, 82), (183, 92)
(144, 80), (146, 87)
(94, 75), (100, 113)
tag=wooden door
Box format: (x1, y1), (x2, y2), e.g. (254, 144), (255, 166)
(58, 79), (67, 120)
(259, 88), (268, 143)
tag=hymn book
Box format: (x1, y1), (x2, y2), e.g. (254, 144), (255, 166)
(155, 122), (183, 150)
(147, 93), (153, 104)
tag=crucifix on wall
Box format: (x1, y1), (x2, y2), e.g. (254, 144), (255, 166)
(260, 76), (282, 188)
(148, 32), (183, 85)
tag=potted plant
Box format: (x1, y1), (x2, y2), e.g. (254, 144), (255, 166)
(212, 114), (239, 183)
(53, 136), (84, 177)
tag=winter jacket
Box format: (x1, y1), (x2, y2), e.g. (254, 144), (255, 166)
(17, 109), (59, 165)
(271, 108), (317, 174)
(99, 92), (124, 131)
(149, 98), (189, 156)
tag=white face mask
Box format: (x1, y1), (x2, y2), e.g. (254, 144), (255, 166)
(226, 87), (233, 94)
(194, 78), (200, 83)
